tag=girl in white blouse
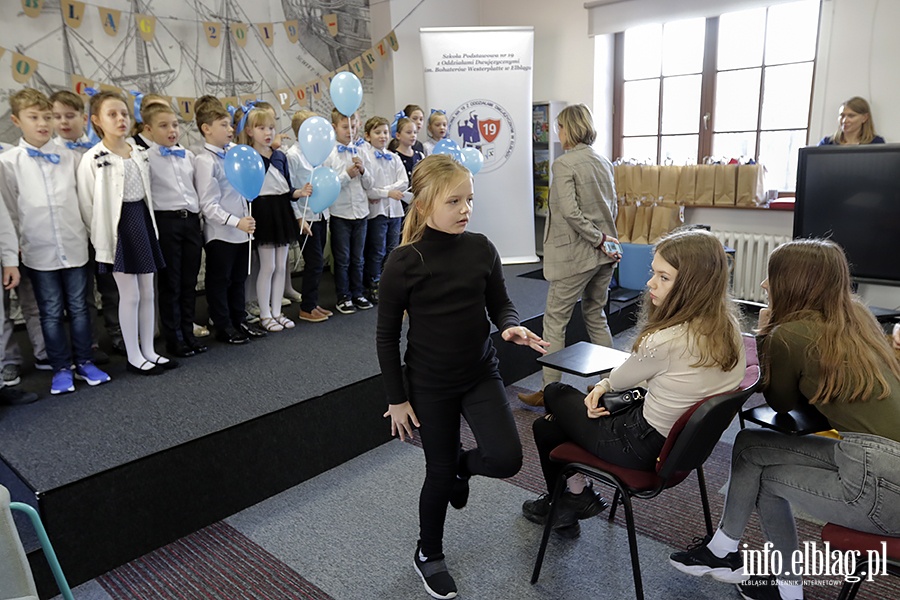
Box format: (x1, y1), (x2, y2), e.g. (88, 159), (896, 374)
(523, 229), (746, 535)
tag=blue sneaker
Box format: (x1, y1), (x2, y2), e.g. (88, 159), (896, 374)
(51, 369), (75, 395)
(74, 362), (111, 386)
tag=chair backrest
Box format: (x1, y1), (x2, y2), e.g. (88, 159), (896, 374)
(0, 485), (39, 600)
(617, 243), (654, 290)
(656, 365), (760, 480)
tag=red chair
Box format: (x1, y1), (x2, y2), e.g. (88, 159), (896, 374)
(531, 365), (760, 600)
(820, 524), (900, 600)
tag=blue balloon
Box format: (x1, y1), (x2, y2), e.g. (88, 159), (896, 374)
(224, 145), (266, 200)
(308, 166), (341, 213)
(459, 147), (484, 175)
(433, 138), (461, 162)
(298, 116), (336, 167)
(330, 72), (363, 117)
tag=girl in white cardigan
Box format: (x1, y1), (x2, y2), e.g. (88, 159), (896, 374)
(77, 91), (171, 375)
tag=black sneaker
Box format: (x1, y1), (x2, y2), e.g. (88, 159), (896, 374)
(366, 286), (379, 304)
(413, 543), (458, 599)
(554, 486), (610, 527)
(352, 296), (373, 310)
(449, 476), (469, 510)
(670, 537), (747, 583)
(522, 493), (552, 525)
(335, 298), (357, 314)
(34, 357), (53, 371)
(737, 575), (782, 600)
(0, 386), (39, 405)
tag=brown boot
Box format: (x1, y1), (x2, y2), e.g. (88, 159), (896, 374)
(518, 389), (544, 406)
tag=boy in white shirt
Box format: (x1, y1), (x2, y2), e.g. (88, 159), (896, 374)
(0, 88), (109, 395)
(141, 102), (206, 358)
(323, 108), (374, 314)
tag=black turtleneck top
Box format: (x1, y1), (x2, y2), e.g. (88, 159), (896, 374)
(376, 226), (520, 405)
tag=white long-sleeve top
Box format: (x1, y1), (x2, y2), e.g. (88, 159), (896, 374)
(285, 143), (327, 222)
(0, 139), (88, 270)
(195, 143), (250, 244)
(600, 323), (746, 437)
(322, 144), (373, 220)
(146, 142), (201, 213)
(360, 144), (408, 219)
(77, 141), (158, 265)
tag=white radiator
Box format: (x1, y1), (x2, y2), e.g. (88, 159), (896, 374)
(711, 232), (791, 303)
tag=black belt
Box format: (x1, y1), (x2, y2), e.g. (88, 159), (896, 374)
(155, 209), (198, 219)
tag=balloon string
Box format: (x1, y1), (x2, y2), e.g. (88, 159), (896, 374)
(247, 200), (253, 276)
(298, 171), (313, 255)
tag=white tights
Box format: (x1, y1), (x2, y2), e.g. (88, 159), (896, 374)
(256, 245), (289, 320)
(113, 272), (166, 370)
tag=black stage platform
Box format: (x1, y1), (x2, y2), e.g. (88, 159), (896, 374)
(0, 263), (639, 598)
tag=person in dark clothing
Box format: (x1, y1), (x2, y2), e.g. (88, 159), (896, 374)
(376, 154), (548, 600)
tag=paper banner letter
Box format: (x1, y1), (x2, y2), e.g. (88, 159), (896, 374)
(98, 83), (124, 95)
(349, 56), (365, 78)
(71, 74), (93, 95)
(310, 80), (323, 101)
(231, 23), (248, 48)
(0, 49), (6, 63)
(12, 53), (38, 84)
(175, 97), (195, 122)
(275, 88), (292, 112)
(324, 70), (336, 84)
(239, 94), (257, 107)
(362, 48), (379, 70)
(292, 84), (307, 104)
(376, 40), (387, 58)
(324, 13), (338, 37)
(257, 23), (274, 47)
(283, 20), (299, 44)
(21, 0), (43, 18)
(220, 96), (239, 112)
(203, 22), (222, 47)
(386, 30), (399, 51)
(62, 0), (85, 28)
(136, 14), (157, 42)
(335, 64), (349, 73)
(99, 7), (121, 36)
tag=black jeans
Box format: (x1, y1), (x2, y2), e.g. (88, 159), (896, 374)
(532, 382), (666, 494)
(205, 239), (249, 332)
(155, 211), (203, 344)
(300, 220), (327, 313)
(410, 373), (522, 557)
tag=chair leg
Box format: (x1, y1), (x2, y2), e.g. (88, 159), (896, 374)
(837, 559), (869, 600)
(609, 488), (620, 522)
(620, 492), (645, 600)
(695, 466), (714, 539)
(531, 471), (569, 584)
(10, 502), (74, 600)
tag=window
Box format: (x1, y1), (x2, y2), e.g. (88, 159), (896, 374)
(614, 0), (820, 191)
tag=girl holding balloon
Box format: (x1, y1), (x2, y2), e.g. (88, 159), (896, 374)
(238, 107), (311, 332)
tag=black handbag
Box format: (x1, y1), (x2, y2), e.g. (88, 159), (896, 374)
(600, 387), (647, 416)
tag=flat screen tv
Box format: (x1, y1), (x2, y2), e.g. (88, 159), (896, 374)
(794, 144), (900, 286)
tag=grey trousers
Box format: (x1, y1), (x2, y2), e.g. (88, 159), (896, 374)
(720, 428), (900, 584)
(2, 278), (47, 367)
(541, 263), (615, 387)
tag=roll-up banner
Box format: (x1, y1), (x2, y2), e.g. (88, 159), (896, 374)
(420, 27), (537, 263)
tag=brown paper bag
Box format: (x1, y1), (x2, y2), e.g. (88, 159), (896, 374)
(676, 165), (697, 205)
(714, 164), (738, 206)
(695, 165), (716, 206)
(640, 165), (660, 203)
(615, 200), (627, 240)
(631, 204), (653, 244)
(613, 166), (623, 203)
(649, 204), (685, 243)
(658, 165), (681, 205)
(618, 203), (637, 242)
(625, 164), (641, 205)
(736, 164), (766, 206)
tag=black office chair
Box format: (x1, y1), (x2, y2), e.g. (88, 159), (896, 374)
(531, 365), (760, 600)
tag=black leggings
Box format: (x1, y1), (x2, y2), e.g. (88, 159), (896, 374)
(410, 374), (523, 557)
(532, 382), (666, 493)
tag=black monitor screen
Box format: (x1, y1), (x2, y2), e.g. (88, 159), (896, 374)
(795, 144), (900, 285)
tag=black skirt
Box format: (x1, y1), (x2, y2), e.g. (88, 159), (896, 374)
(251, 193), (301, 247)
(98, 200), (166, 274)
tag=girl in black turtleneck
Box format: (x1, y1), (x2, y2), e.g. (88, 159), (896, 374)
(376, 154), (547, 599)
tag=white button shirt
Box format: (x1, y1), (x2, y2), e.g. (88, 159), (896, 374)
(360, 144), (408, 219)
(195, 143), (250, 245)
(285, 143), (327, 222)
(147, 142), (201, 213)
(0, 139), (88, 270)
(323, 144), (373, 220)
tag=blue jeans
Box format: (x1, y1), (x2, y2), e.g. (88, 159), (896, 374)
(25, 264), (93, 372)
(364, 216), (402, 288)
(329, 216), (366, 300)
(720, 429), (900, 584)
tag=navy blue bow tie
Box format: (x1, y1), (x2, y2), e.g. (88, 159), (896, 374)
(65, 141), (93, 150)
(337, 145), (357, 154)
(160, 146), (186, 158)
(374, 150), (393, 161)
(26, 148), (61, 164)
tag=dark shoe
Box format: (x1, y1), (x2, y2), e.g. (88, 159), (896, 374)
(554, 486), (610, 527)
(152, 356), (179, 371)
(0, 386), (38, 405)
(110, 336), (127, 356)
(413, 543), (457, 599)
(216, 328), (250, 345)
(126, 360), (164, 375)
(33, 357), (53, 371)
(166, 342), (196, 358)
(239, 321), (267, 338)
(335, 298), (356, 314)
(366, 286), (379, 304)
(737, 575), (782, 600)
(2, 364), (21, 387)
(352, 296), (373, 310)
(670, 537), (746, 583)
(449, 476), (470, 510)
(522, 493), (552, 525)
(555, 521), (581, 539)
(184, 336), (208, 354)
(518, 389), (544, 406)
(92, 347), (110, 365)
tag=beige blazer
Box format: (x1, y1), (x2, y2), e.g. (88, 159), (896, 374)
(542, 143), (617, 281)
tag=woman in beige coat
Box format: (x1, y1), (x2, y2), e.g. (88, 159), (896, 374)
(519, 104), (620, 406)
